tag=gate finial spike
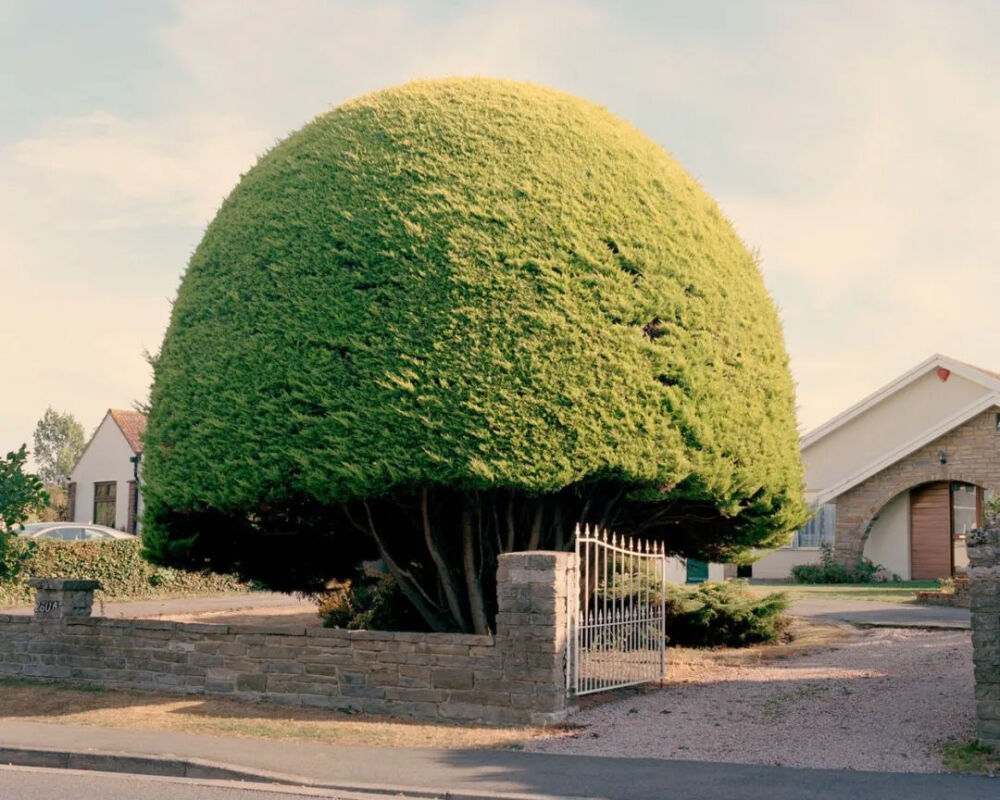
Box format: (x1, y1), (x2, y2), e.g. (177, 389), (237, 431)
(601, 528), (608, 543)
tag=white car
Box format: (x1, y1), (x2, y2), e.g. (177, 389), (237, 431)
(16, 522), (135, 541)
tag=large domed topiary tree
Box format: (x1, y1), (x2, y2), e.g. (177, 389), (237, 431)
(142, 78), (806, 633)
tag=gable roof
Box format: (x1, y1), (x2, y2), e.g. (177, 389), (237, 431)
(803, 354), (1000, 505)
(108, 409), (147, 454)
(801, 354), (1000, 448)
(958, 359), (1000, 383)
(69, 409), (148, 480)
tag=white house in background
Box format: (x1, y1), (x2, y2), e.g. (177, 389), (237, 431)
(68, 409), (147, 533)
(753, 355), (1000, 580)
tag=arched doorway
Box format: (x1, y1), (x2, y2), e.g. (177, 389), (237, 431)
(910, 481), (984, 579)
(863, 481), (987, 580)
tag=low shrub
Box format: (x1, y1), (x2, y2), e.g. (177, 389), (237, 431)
(0, 538), (249, 606)
(319, 564), (429, 632)
(790, 542), (883, 584)
(663, 581), (789, 648)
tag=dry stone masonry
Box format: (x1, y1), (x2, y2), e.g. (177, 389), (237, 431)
(28, 578), (102, 619)
(0, 552), (577, 725)
(968, 523), (1000, 747)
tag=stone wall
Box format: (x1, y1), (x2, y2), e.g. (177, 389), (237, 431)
(0, 552), (577, 726)
(833, 408), (1000, 566)
(969, 524), (1000, 748)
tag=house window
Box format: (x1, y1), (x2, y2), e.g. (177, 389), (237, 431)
(951, 482), (981, 537)
(93, 482), (117, 527)
(790, 504), (835, 548)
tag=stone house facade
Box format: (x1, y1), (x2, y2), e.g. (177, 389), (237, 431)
(754, 355), (1000, 580)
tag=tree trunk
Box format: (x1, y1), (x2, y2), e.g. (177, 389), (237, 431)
(421, 489), (468, 631)
(462, 504), (490, 635)
(363, 503), (451, 632)
(527, 500), (544, 550)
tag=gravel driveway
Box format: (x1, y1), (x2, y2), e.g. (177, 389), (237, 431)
(528, 628), (975, 773)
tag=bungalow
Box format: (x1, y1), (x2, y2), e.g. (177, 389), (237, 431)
(67, 409), (147, 533)
(754, 354), (1000, 580)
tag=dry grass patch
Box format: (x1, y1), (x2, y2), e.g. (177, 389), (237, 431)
(664, 617), (853, 682)
(573, 618), (853, 709)
(0, 678), (536, 750)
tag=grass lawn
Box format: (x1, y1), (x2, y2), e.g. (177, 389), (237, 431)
(942, 741), (1000, 776)
(749, 581), (941, 604)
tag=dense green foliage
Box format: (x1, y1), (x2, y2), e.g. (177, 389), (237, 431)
(143, 78), (805, 632)
(790, 542), (884, 584)
(32, 408), (85, 486)
(0, 446), (48, 580)
(664, 581), (789, 647)
(0, 538), (248, 606)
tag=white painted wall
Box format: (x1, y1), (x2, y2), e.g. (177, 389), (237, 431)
(803, 371), (989, 495)
(751, 548), (822, 580)
(664, 557), (687, 584)
(954, 541), (969, 572)
(863, 491), (910, 580)
(69, 413), (141, 531)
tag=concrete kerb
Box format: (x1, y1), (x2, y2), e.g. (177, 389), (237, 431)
(0, 744), (576, 800)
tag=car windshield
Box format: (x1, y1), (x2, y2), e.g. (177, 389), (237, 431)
(33, 527), (115, 540)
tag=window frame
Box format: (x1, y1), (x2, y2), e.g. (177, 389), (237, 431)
(93, 481), (117, 528)
(787, 503), (836, 549)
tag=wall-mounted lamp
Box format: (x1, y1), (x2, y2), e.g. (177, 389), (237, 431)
(938, 451), (948, 465)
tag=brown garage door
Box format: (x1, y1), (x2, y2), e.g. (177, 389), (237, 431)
(910, 483), (952, 580)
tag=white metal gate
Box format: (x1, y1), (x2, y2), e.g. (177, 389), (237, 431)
(567, 524), (666, 696)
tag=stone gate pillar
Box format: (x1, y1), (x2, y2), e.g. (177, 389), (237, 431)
(968, 524), (1000, 748)
(495, 551), (578, 724)
(29, 578), (101, 619)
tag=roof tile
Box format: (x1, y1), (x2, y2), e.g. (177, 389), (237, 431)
(109, 409), (147, 454)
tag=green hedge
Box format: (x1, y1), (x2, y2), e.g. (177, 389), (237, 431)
(0, 538), (249, 607)
(143, 78), (807, 596)
(790, 542), (884, 584)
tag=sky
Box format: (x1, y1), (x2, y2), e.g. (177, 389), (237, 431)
(2, 0), (999, 457)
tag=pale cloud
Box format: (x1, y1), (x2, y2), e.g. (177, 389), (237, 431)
(0, 223), (163, 455)
(6, 111), (271, 229)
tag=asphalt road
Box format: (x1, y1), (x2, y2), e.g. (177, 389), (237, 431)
(2, 758), (999, 800)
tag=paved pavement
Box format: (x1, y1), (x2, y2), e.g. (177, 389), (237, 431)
(0, 767), (343, 800)
(789, 597), (971, 629)
(0, 721), (995, 799)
